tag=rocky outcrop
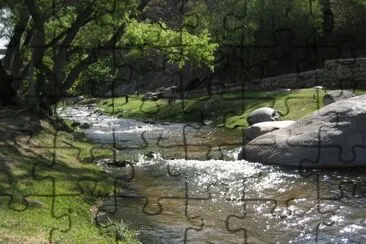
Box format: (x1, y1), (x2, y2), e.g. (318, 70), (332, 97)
(239, 95), (366, 168)
(247, 107), (280, 126)
(323, 90), (354, 106)
(244, 120), (295, 142)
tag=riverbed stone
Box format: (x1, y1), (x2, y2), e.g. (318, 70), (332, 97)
(71, 121), (81, 127)
(244, 120), (295, 142)
(239, 94), (366, 167)
(247, 107), (280, 125)
(80, 122), (91, 129)
(323, 89), (354, 106)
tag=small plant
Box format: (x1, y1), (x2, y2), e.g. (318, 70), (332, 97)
(102, 217), (141, 243)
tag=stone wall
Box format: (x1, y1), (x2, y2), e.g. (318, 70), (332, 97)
(191, 57), (366, 97)
(243, 57), (366, 90)
(107, 57), (366, 98)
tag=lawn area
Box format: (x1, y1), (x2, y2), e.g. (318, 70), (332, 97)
(98, 88), (333, 128)
(0, 108), (140, 243)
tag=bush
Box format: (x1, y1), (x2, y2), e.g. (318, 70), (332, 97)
(101, 218), (141, 243)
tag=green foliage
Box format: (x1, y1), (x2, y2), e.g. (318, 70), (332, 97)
(4, 0), (366, 101)
(191, 0), (323, 45)
(180, 0), (324, 74)
(331, 0), (366, 35)
(122, 20), (218, 70)
(69, 56), (117, 95)
(102, 218), (141, 243)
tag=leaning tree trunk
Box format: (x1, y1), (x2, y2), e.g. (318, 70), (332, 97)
(0, 63), (18, 105)
(0, 79), (17, 106)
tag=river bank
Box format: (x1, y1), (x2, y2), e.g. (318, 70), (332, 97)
(0, 108), (140, 243)
(96, 88), (327, 128)
(4, 87), (366, 243)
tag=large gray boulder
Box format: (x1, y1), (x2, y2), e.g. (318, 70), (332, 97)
(247, 107), (280, 125)
(239, 95), (366, 168)
(244, 120), (295, 142)
(323, 90), (354, 106)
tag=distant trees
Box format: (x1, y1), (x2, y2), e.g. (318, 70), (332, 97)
(186, 0), (366, 76)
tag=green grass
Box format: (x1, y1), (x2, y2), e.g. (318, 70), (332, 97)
(98, 88), (366, 128)
(98, 88), (336, 128)
(101, 218), (141, 244)
(100, 88), (366, 128)
(0, 110), (139, 243)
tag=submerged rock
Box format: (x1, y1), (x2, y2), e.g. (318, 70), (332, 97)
(97, 158), (131, 168)
(71, 121), (81, 127)
(239, 95), (366, 168)
(80, 123), (91, 129)
(145, 151), (157, 159)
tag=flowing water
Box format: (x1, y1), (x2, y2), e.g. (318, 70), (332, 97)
(58, 105), (366, 243)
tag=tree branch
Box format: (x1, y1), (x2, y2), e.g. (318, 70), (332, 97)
(23, 0), (42, 26)
(24, 0), (47, 67)
(13, 60), (31, 91)
(62, 7), (93, 48)
(0, 59), (10, 80)
(3, 11), (30, 75)
(44, 28), (67, 47)
(55, 0), (151, 99)
(53, 6), (93, 82)
(19, 61), (31, 79)
(138, 0), (152, 12)
(60, 23), (126, 92)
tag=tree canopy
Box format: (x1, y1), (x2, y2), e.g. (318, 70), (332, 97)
(0, 0), (217, 108)
(2, 0), (366, 109)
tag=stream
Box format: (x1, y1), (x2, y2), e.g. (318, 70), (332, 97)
(58, 105), (366, 244)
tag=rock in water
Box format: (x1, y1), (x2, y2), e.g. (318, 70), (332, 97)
(323, 90), (354, 106)
(80, 123), (91, 129)
(244, 120), (295, 142)
(247, 107), (280, 126)
(239, 95), (366, 168)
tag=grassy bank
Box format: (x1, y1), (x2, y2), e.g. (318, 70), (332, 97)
(98, 88), (329, 128)
(0, 108), (139, 243)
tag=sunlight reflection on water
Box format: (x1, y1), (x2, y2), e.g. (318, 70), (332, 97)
(58, 105), (366, 243)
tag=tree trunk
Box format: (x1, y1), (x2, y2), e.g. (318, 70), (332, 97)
(0, 58), (18, 105)
(0, 76), (17, 106)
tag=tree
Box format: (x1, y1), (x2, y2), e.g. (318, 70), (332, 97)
(187, 0), (323, 76)
(0, 0), (217, 110)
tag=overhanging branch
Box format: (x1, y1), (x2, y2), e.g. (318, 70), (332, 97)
(54, 6), (94, 83)
(61, 23), (126, 92)
(3, 12), (30, 73)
